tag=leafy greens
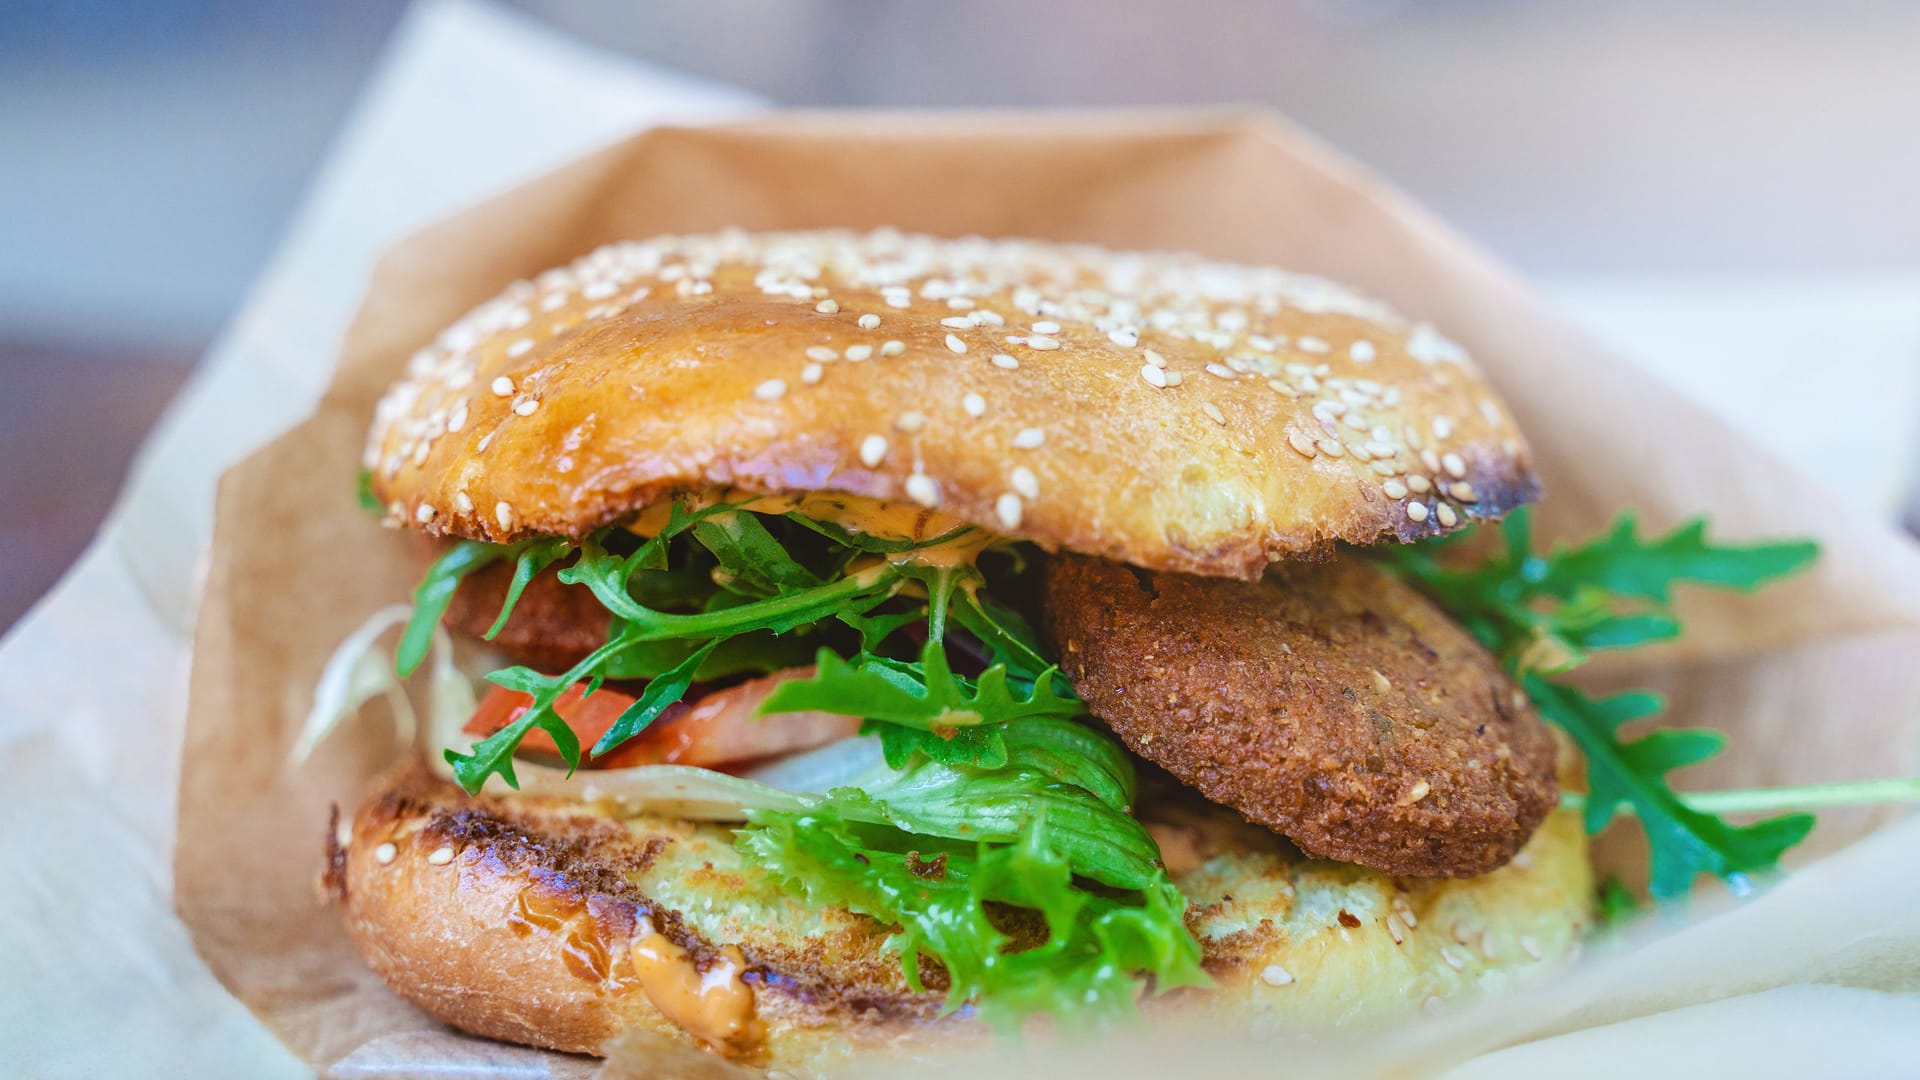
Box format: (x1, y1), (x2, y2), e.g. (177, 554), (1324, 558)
(1379, 507), (1819, 900)
(395, 497), (1202, 1024)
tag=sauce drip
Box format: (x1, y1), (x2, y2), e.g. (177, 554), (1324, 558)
(628, 918), (765, 1059)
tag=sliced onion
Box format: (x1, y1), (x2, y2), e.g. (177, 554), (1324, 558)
(743, 735), (887, 793)
(292, 605), (421, 764)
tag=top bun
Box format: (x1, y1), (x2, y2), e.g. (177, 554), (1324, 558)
(365, 230), (1536, 579)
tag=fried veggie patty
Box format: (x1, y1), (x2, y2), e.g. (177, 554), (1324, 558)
(1043, 554), (1559, 877)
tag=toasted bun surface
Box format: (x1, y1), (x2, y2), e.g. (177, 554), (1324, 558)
(366, 230), (1537, 579)
(1045, 554), (1559, 878)
(330, 764), (1590, 1073)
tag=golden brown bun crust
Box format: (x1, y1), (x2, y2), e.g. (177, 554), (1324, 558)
(331, 764), (1590, 1072)
(1044, 554), (1558, 878)
(366, 231), (1537, 580)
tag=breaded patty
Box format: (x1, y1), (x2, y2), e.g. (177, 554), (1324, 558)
(330, 764), (1590, 1071)
(1042, 554), (1559, 878)
(444, 559), (608, 673)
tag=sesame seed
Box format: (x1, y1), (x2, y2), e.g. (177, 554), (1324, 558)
(1432, 416), (1455, 439)
(454, 491), (474, 513)
(754, 379), (787, 400)
(896, 411), (926, 433)
(1441, 946), (1467, 971)
(1031, 320), (1061, 334)
(1370, 460), (1400, 476)
(1247, 335), (1277, 353)
(801, 362), (824, 385)
(414, 503), (437, 523)
(539, 292), (567, 313)
(859, 434), (888, 467)
(844, 344), (873, 361)
(805, 345), (838, 362)
(814, 298), (839, 314)
(495, 502), (515, 529)
(941, 316), (972, 329)
(1268, 379), (1296, 397)
(1441, 452), (1467, 478)
(974, 310), (1005, 327)
(582, 281), (617, 301)
(1141, 364), (1168, 388)
(373, 842), (397, 864)
(513, 397), (540, 416)
(1143, 348), (1167, 368)
(857, 313), (881, 330)
(947, 296), (975, 310)
(991, 353), (1019, 370)
(447, 402), (468, 433)
(490, 376), (514, 397)
(963, 392), (987, 417)
(1011, 465), (1040, 498)
(1347, 442), (1373, 462)
(1205, 363), (1235, 379)
(1481, 400), (1503, 425)
(1287, 432), (1317, 458)
(1012, 428), (1045, 449)
(1202, 402), (1227, 425)
(1316, 438), (1345, 457)
(1382, 479), (1409, 499)
(1366, 441), (1397, 458)
(427, 845), (455, 866)
(1408, 779), (1432, 802)
(1407, 474), (1433, 494)
(886, 294), (911, 308)
(1436, 503), (1460, 528)
(881, 340), (906, 357)
(1387, 913), (1407, 944)
(945, 334), (968, 354)
(995, 493), (1024, 529)
(1421, 449), (1442, 473)
(905, 473), (939, 507)
(1449, 481), (1477, 502)
(1026, 335), (1061, 351)
(1259, 965), (1295, 987)
(1350, 340), (1377, 362)
(1407, 502), (1430, 523)
(1298, 336), (1330, 354)
(506, 339), (533, 359)
(1108, 328), (1139, 347)
(1163, 370), (1183, 386)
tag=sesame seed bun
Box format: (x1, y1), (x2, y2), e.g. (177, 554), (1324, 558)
(1045, 554), (1560, 878)
(330, 763), (1591, 1071)
(364, 230), (1537, 579)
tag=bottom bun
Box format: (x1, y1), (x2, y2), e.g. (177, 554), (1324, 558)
(329, 762), (1591, 1074)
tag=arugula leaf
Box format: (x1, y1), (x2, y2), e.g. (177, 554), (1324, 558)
(1530, 514), (1819, 602)
(1526, 675), (1814, 900)
(761, 646), (1085, 732)
(738, 807), (1206, 1033)
(485, 537), (574, 639)
(593, 640), (718, 756)
(397, 540), (507, 677)
(1379, 506), (1820, 901)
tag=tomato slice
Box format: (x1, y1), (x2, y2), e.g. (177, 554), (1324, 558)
(462, 667), (863, 771)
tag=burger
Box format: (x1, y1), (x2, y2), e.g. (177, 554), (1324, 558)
(324, 229), (1593, 1073)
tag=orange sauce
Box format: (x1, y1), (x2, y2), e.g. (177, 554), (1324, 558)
(628, 918), (764, 1058)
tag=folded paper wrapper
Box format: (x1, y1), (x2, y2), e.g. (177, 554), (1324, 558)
(17, 2), (1920, 1076)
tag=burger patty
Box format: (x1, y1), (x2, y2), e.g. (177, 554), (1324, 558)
(1043, 553), (1559, 878)
(445, 558), (610, 672)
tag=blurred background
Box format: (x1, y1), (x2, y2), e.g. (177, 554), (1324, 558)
(2, 0), (1917, 630)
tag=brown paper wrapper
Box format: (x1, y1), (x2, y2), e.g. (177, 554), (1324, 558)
(176, 113), (1920, 1077)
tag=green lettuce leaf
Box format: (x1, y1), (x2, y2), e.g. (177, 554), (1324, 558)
(737, 807), (1206, 1033)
